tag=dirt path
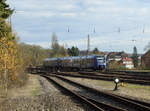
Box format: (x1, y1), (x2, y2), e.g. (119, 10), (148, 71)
(0, 74), (93, 111)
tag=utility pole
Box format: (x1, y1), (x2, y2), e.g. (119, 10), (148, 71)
(94, 27), (96, 33)
(143, 24), (145, 34)
(87, 34), (90, 55)
(118, 27), (120, 33)
(68, 27), (70, 32)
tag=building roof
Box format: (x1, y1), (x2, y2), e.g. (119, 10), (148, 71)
(142, 50), (150, 58)
(122, 57), (133, 62)
(107, 51), (128, 59)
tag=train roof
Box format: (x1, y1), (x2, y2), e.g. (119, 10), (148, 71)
(44, 58), (58, 61)
(62, 57), (72, 60)
(44, 55), (106, 61)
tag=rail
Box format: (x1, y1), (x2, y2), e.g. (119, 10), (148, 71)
(43, 74), (150, 111)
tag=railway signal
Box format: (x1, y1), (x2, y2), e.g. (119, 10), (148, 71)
(114, 78), (120, 91)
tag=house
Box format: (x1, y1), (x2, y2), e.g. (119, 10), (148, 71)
(138, 56), (141, 66)
(107, 52), (134, 69)
(107, 51), (128, 62)
(79, 50), (105, 56)
(122, 57), (134, 69)
(141, 50), (150, 68)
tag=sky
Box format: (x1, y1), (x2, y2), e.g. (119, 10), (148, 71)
(6, 0), (150, 53)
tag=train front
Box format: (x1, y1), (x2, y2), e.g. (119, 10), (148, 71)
(95, 55), (107, 70)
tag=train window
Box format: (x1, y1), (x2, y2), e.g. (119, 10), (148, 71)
(97, 57), (104, 63)
(98, 59), (104, 63)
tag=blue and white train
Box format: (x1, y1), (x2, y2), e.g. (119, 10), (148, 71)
(43, 55), (107, 72)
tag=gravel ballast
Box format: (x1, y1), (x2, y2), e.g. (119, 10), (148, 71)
(65, 76), (150, 103)
(0, 75), (92, 111)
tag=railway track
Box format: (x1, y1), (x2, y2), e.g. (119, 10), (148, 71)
(79, 71), (150, 81)
(42, 75), (125, 111)
(42, 74), (150, 111)
(27, 66), (150, 79)
(54, 72), (150, 85)
(99, 70), (150, 77)
(27, 66), (150, 85)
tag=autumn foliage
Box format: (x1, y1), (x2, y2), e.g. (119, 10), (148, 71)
(0, 1), (27, 95)
(0, 36), (24, 88)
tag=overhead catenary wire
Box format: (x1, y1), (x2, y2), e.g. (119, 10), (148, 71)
(64, 24), (148, 52)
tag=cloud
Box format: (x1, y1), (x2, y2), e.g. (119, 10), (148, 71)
(26, 42), (50, 48)
(61, 13), (77, 17)
(8, 0), (78, 12)
(19, 11), (56, 18)
(85, 0), (114, 6)
(138, 8), (149, 16)
(26, 33), (150, 53)
(7, 0), (150, 53)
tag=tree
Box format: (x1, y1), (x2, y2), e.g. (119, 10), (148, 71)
(50, 33), (60, 57)
(0, 1), (26, 94)
(0, 0), (15, 92)
(19, 43), (50, 67)
(0, 0), (13, 39)
(67, 46), (79, 56)
(0, 0), (13, 19)
(50, 33), (68, 57)
(0, 18), (14, 39)
(60, 45), (68, 57)
(108, 61), (121, 70)
(0, 33), (24, 92)
(132, 46), (138, 68)
(93, 48), (99, 54)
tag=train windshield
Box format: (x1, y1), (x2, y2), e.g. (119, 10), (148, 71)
(97, 56), (105, 63)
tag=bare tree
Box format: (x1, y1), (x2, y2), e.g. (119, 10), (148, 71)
(50, 33), (60, 57)
(144, 42), (150, 51)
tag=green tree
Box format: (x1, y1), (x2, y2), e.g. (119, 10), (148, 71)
(0, 18), (14, 39)
(0, 1), (27, 92)
(132, 46), (138, 68)
(93, 48), (99, 54)
(0, 0), (13, 19)
(67, 46), (79, 56)
(0, 0), (13, 39)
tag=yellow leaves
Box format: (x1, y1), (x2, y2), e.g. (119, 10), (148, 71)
(0, 37), (23, 87)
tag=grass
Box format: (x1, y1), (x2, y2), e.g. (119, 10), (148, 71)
(92, 79), (150, 91)
(0, 87), (6, 98)
(125, 83), (150, 90)
(71, 77), (150, 91)
(31, 87), (41, 96)
(66, 77), (150, 100)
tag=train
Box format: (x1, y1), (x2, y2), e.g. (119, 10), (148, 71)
(42, 55), (107, 72)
